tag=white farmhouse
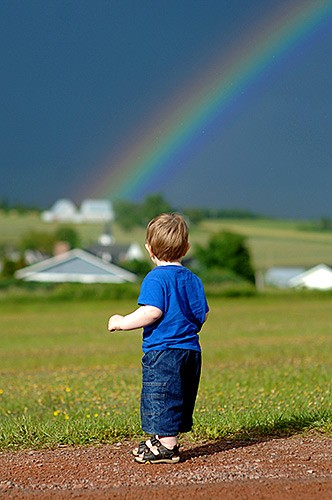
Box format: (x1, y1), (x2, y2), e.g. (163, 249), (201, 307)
(288, 264), (332, 290)
(42, 199), (79, 222)
(80, 199), (114, 222)
(41, 199), (114, 223)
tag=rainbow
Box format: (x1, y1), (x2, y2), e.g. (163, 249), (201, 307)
(81, 1), (332, 201)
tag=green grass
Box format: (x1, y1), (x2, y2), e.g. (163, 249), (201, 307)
(0, 294), (331, 450)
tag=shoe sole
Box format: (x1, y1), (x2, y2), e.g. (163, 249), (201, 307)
(134, 456), (180, 464)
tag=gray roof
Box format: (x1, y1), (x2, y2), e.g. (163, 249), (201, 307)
(15, 249), (137, 284)
(264, 267), (305, 288)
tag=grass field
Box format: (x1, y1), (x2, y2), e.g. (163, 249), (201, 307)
(0, 293), (331, 450)
(1, 212), (332, 269)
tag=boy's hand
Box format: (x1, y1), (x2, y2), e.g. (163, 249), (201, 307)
(108, 315), (124, 332)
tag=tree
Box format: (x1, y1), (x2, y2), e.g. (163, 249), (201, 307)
(113, 200), (142, 229)
(0, 198), (10, 213)
(195, 230), (255, 283)
(120, 258), (152, 278)
(19, 226), (80, 255)
(114, 194), (173, 229)
(319, 217), (332, 232)
(140, 194), (173, 225)
(54, 226), (80, 249)
(1, 255), (26, 278)
(1, 257), (17, 277)
(20, 230), (56, 254)
(182, 208), (206, 225)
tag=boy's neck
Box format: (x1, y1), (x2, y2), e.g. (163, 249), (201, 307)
(153, 258), (183, 267)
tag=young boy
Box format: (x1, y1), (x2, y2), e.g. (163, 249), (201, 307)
(108, 213), (209, 463)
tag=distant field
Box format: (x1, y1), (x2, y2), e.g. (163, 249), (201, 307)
(1, 211), (332, 269)
(195, 219), (332, 269)
(0, 294), (331, 449)
(0, 212), (103, 247)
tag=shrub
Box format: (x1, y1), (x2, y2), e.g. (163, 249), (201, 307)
(195, 231), (255, 284)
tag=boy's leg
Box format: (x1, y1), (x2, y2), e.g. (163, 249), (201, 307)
(157, 435), (178, 449)
(140, 350), (184, 436)
(140, 349), (201, 435)
(180, 350), (201, 432)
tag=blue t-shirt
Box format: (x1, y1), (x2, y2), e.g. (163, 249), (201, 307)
(138, 265), (209, 353)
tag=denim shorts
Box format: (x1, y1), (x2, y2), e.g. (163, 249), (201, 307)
(140, 348), (201, 436)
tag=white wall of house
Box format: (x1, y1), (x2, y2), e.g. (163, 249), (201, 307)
(289, 264), (332, 290)
(126, 243), (144, 261)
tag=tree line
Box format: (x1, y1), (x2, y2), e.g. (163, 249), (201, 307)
(113, 194), (261, 229)
(1, 194), (256, 286)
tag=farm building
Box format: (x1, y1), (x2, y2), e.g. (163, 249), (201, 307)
(86, 242), (144, 264)
(41, 199), (78, 222)
(15, 249), (137, 284)
(264, 264), (332, 290)
(264, 267), (305, 288)
(41, 199), (114, 223)
(79, 199), (114, 222)
(85, 224), (144, 264)
(288, 264), (332, 290)
(86, 232), (144, 264)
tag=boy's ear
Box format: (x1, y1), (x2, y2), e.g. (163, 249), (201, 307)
(145, 243), (154, 257)
(183, 242), (190, 256)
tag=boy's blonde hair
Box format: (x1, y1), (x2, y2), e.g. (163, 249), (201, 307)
(146, 213), (189, 262)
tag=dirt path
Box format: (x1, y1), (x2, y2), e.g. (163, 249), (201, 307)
(0, 435), (331, 499)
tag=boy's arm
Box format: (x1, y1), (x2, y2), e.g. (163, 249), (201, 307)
(108, 305), (162, 332)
